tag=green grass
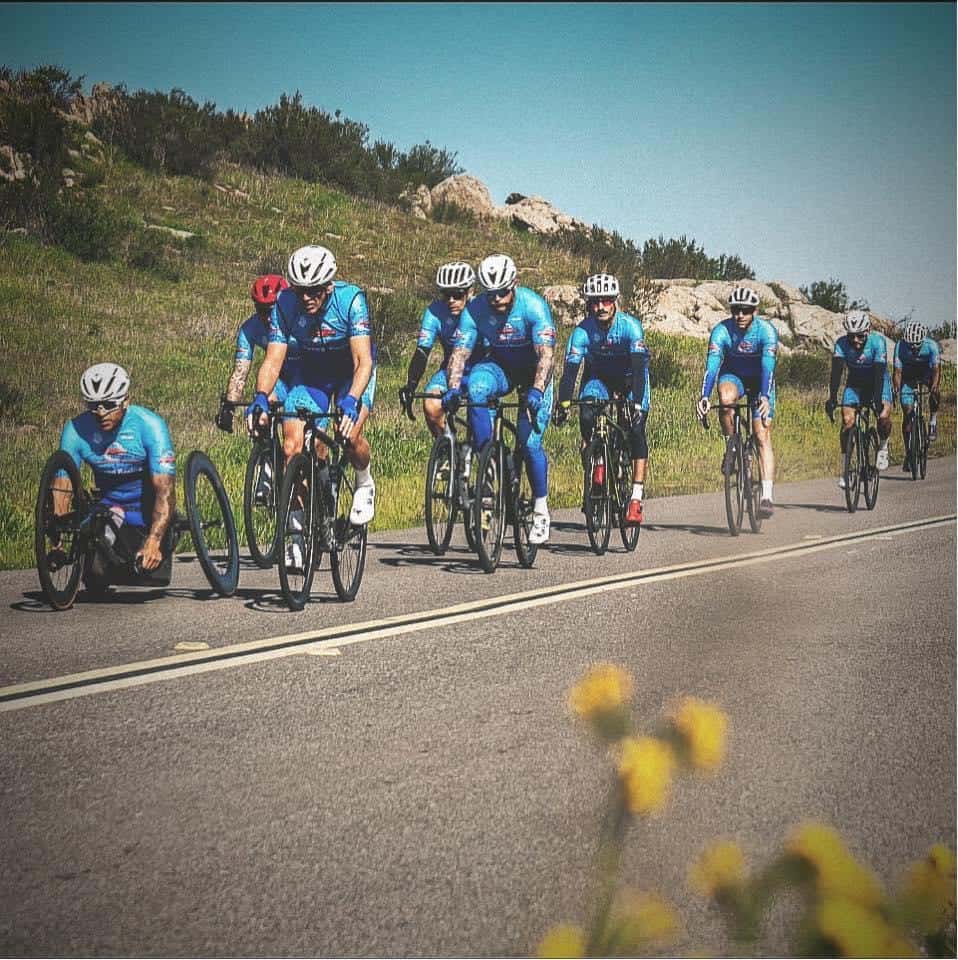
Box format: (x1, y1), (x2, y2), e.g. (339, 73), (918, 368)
(1, 160), (954, 569)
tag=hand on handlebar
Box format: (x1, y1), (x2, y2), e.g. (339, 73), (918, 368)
(696, 396), (710, 421)
(398, 385), (416, 421)
(553, 401), (570, 427)
(337, 395), (361, 440)
(215, 402), (234, 433)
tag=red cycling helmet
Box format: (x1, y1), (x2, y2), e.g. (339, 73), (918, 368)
(251, 274), (288, 307)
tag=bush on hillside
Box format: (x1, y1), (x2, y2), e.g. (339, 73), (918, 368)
(799, 277), (868, 313)
(640, 235), (755, 281)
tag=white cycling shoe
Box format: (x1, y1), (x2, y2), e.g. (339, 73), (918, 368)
(837, 476), (847, 489)
(285, 535), (305, 573)
(528, 511), (551, 545)
(350, 480), (376, 525)
(876, 448), (889, 470)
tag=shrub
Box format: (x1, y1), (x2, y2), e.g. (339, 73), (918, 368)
(799, 277), (868, 313)
(42, 192), (132, 261)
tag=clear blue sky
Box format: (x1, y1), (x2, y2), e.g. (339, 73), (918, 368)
(5, 2), (956, 327)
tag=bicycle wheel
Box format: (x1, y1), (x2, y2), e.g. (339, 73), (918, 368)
(584, 440), (612, 555)
(744, 437), (763, 534)
(330, 462), (368, 602)
(611, 434), (640, 553)
(35, 451), (87, 610)
(907, 412), (920, 481)
(842, 427), (861, 513)
(243, 441), (280, 568)
(723, 435), (744, 535)
(184, 451), (240, 597)
(863, 428), (880, 510)
(425, 435), (456, 555)
(512, 454), (538, 569)
(276, 452), (317, 610)
(917, 413), (928, 480)
(461, 445), (478, 552)
(473, 442), (505, 573)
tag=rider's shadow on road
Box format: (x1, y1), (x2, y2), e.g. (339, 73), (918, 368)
(634, 522), (729, 537)
(773, 502), (852, 514)
(13, 585), (268, 613)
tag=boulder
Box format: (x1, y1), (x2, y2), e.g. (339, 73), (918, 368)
(398, 183), (432, 220)
(496, 194), (588, 235)
(767, 280), (806, 303)
(429, 174), (496, 219)
(788, 302), (844, 350)
(0, 144), (34, 183)
(939, 339), (956, 364)
(542, 284), (583, 327)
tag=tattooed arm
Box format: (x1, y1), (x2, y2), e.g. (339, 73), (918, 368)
(446, 345), (471, 392)
(532, 343), (555, 394)
(138, 473), (175, 571)
(225, 359), (252, 403)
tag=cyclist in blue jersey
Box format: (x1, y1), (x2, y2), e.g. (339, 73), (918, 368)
(442, 253), (557, 544)
(59, 362), (177, 585)
(825, 310), (893, 484)
(555, 273), (650, 526)
(398, 261), (479, 437)
(696, 286), (778, 517)
(216, 274), (293, 433)
(246, 245), (377, 549)
(893, 320), (942, 466)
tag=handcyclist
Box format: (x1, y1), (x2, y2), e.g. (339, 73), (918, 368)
(442, 253), (557, 545)
(554, 273), (650, 526)
(245, 245), (377, 569)
(893, 320), (942, 469)
(398, 261), (482, 437)
(825, 310), (893, 485)
(696, 286), (778, 517)
(58, 362), (177, 587)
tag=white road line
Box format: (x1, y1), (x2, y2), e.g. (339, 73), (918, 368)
(2, 514), (953, 713)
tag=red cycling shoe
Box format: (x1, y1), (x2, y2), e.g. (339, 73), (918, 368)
(625, 498), (643, 526)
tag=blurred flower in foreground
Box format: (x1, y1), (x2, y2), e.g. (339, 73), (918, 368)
(786, 821), (884, 907)
(817, 897), (917, 958)
(670, 696), (728, 770)
(569, 664), (633, 741)
(688, 840), (747, 897)
(608, 889), (680, 949)
(901, 843), (957, 935)
(537, 922), (585, 959)
(617, 736), (675, 815)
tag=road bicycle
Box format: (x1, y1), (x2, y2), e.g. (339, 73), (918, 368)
(838, 403), (880, 513)
(566, 397), (640, 555)
(699, 398), (764, 536)
(902, 382), (930, 481)
(35, 449), (239, 611)
(404, 391), (478, 556)
(275, 407), (368, 609)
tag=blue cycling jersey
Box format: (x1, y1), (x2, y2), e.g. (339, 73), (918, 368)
(565, 311), (649, 384)
(452, 286), (556, 383)
(833, 332), (888, 388)
(894, 338), (940, 381)
(60, 405), (176, 517)
(235, 312), (300, 381)
(701, 316), (778, 399)
(416, 298), (486, 369)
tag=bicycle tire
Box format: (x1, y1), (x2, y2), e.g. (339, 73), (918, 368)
(917, 413), (928, 480)
(473, 442), (505, 573)
(863, 428), (880, 510)
(184, 450), (240, 597)
(723, 434), (744, 536)
(584, 439), (612, 555)
(908, 411), (920, 481)
(512, 454), (538, 569)
(461, 445), (478, 552)
(243, 441), (280, 567)
(424, 435), (456, 556)
(276, 452), (316, 610)
(330, 462), (367, 602)
(611, 432), (639, 552)
(35, 450), (87, 611)
(744, 437), (763, 534)
(843, 426), (861, 513)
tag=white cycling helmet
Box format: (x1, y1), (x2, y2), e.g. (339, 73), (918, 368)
(436, 261), (476, 290)
(582, 274), (620, 298)
(81, 362), (130, 403)
(903, 320), (927, 346)
(728, 286), (760, 308)
(843, 310), (871, 334)
(287, 244), (337, 286)
(478, 253), (517, 291)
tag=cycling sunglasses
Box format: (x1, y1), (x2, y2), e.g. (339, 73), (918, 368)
(730, 306), (756, 316)
(443, 288), (470, 300)
(294, 284), (328, 298)
(587, 296), (617, 306)
(87, 399), (124, 413)
(486, 286), (514, 300)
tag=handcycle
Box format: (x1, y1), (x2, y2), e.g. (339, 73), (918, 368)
(275, 406), (368, 609)
(221, 395), (286, 567)
(834, 402), (880, 513)
(901, 382), (930, 481)
(564, 397), (640, 555)
(698, 397), (764, 536)
(403, 390), (478, 556)
(35, 449), (239, 611)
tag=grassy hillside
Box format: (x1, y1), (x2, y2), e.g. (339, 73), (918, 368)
(0, 159), (954, 569)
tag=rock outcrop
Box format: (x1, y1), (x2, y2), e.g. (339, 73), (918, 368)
(428, 174), (496, 219)
(495, 194), (588, 235)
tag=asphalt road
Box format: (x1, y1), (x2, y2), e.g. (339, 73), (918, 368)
(1, 458), (955, 956)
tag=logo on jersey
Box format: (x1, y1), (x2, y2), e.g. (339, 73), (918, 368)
(353, 316), (371, 334)
(105, 442), (128, 458)
(499, 323), (519, 340)
(568, 345), (584, 361)
(159, 452), (176, 468)
(735, 341), (758, 355)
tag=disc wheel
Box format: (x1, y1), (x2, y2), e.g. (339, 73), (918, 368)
(744, 438), (763, 534)
(512, 455), (538, 569)
(35, 451), (88, 611)
(723, 435), (744, 535)
(473, 442), (505, 573)
(184, 451), (239, 596)
(863, 428), (880, 510)
(243, 441), (280, 568)
(843, 427), (861, 513)
(276, 452), (316, 611)
(584, 440), (612, 555)
(424, 435), (456, 556)
(612, 436), (639, 552)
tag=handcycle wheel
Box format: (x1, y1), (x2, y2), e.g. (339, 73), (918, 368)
(512, 455), (538, 569)
(863, 428), (880, 510)
(584, 439), (612, 556)
(611, 434), (639, 552)
(744, 437), (763, 534)
(462, 445), (478, 552)
(842, 426), (861, 513)
(917, 413), (928, 480)
(35, 451), (88, 611)
(424, 435), (456, 556)
(243, 441), (280, 568)
(330, 462), (368, 602)
(473, 442), (505, 573)
(723, 434), (744, 535)
(276, 452), (316, 610)
(184, 450), (239, 597)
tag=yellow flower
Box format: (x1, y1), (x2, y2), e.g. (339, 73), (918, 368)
(568, 663), (633, 721)
(817, 897), (918, 958)
(688, 840), (747, 897)
(670, 697), (728, 770)
(610, 890), (680, 948)
(617, 736), (675, 815)
(786, 822), (884, 907)
(901, 844), (957, 934)
(537, 923), (586, 959)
